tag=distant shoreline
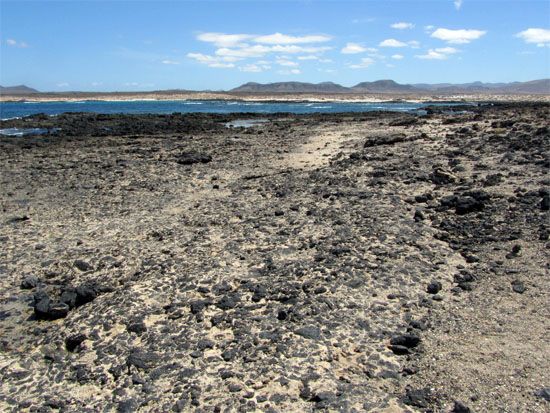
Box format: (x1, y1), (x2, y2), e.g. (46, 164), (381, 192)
(1, 91), (550, 103)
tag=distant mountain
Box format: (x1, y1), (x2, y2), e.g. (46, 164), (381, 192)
(0, 85), (39, 94)
(351, 79), (415, 93)
(230, 81), (350, 93)
(501, 79), (550, 94)
(230, 79), (550, 94)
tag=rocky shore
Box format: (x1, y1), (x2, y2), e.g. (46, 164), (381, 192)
(0, 103), (548, 412)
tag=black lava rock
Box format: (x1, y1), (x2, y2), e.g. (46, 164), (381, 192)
(176, 152), (212, 165)
(427, 280), (442, 294)
(390, 334), (421, 348)
(402, 387), (432, 408)
(127, 321), (147, 335)
(452, 400), (473, 413)
(74, 259), (93, 272)
(511, 280), (526, 294)
(295, 326), (321, 340)
(455, 196), (484, 215)
(33, 291), (70, 320)
(65, 334), (87, 352)
(534, 388), (550, 402)
(20, 276), (39, 289)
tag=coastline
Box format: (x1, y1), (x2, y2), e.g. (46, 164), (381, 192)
(1, 91), (550, 103)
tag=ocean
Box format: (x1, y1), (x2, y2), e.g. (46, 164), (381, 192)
(0, 99), (470, 120)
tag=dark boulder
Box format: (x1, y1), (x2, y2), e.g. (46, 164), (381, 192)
(455, 196), (485, 215)
(33, 292), (70, 320)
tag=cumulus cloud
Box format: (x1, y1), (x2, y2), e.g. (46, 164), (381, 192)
(276, 59), (299, 67)
(454, 0), (463, 10)
(253, 32), (331, 44)
(341, 42), (367, 54)
(278, 69), (301, 75)
(239, 64), (264, 72)
(379, 39), (408, 47)
(516, 28), (550, 47)
(197, 32), (330, 47)
(187, 52), (239, 68)
(415, 47), (459, 60)
(408, 40), (421, 48)
(6, 38), (28, 48)
(161, 59), (180, 65)
(349, 57), (375, 69)
(391, 22), (414, 30)
(197, 32), (253, 47)
(431, 28), (486, 44)
(190, 31), (332, 72)
(391, 54), (404, 60)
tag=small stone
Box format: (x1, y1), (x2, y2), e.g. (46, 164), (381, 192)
(74, 260), (93, 272)
(295, 326), (321, 340)
(20, 276), (39, 290)
(414, 209), (425, 222)
(534, 388), (550, 402)
(127, 322), (147, 335)
(427, 280), (442, 294)
(390, 334), (421, 348)
(65, 334), (87, 352)
(511, 280), (526, 294)
(228, 384), (242, 393)
(452, 400), (473, 413)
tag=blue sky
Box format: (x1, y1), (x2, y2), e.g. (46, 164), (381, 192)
(1, 0), (549, 91)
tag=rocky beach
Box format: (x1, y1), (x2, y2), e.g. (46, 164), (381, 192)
(0, 103), (549, 412)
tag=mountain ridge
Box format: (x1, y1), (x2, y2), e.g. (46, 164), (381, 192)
(231, 79), (550, 94)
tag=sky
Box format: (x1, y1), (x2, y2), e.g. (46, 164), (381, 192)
(1, 0), (549, 91)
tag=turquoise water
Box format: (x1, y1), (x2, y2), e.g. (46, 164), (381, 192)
(0, 99), (470, 119)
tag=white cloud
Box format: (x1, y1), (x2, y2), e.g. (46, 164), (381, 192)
(197, 32), (253, 47)
(278, 69), (301, 75)
(57, 82), (69, 87)
(516, 28), (550, 47)
(391, 22), (414, 30)
(187, 52), (238, 68)
(254, 32), (331, 44)
(270, 45), (331, 54)
(341, 42), (367, 54)
(408, 40), (421, 48)
(197, 32), (331, 47)
(391, 54), (404, 60)
(379, 39), (408, 47)
(276, 59), (299, 67)
(349, 57), (375, 69)
(208, 62), (235, 68)
(6, 38), (28, 48)
(215, 45), (270, 58)
(431, 28), (486, 44)
(239, 64), (263, 72)
(454, 0), (463, 10)
(91, 82), (103, 86)
(318, 68), (336, 73)
(298, 55), (320, 60)
(162, 59), (180, 65)
(415, 47), (459, 60)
